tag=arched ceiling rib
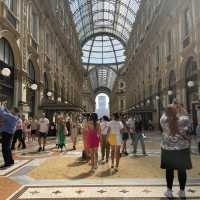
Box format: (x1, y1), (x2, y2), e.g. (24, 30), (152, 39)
(68, 0), (141, 92)
(69, 0), (141, 45)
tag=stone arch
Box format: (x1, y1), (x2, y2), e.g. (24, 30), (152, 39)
(179, 52), (198, 82)
(0, 30), (22, 68)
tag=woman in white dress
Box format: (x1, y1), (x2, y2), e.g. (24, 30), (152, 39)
(107, 113), (123, 171)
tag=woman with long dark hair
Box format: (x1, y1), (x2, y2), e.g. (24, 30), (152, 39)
(87, 113), (100, 172)
(160, 105), (192, 199)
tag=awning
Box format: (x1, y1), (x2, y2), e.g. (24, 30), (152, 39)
(39, 102), (84, 112)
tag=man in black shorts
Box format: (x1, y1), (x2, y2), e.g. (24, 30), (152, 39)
(38, 113), (49, 152)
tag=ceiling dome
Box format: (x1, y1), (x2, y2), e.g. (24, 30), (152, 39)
(69, 0), (141, 92)
(82, 35), (125, 68)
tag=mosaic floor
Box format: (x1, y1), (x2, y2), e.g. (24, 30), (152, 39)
(0, 133), (200, 200)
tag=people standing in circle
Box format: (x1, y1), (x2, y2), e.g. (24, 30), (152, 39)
(121, 118), (129, 156)
(0, 106), (19, 169)
(71, 119), (78, 150)
(11, 114), (26, 150)
(38, 113), (49, 152)
(30, 117), (38, 141)
(57, 115), (66, 152)
(107, 113), (123, 172)
(133, 115), (147, 156)
(87, 113), (100, 172)
(100, 115), (110, 163)
(160, 105), (192, 199)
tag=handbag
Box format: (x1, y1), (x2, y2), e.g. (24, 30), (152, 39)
(108, 131), (116, 145)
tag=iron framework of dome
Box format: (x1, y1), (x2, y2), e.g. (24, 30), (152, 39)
(68, 0), (141, 92)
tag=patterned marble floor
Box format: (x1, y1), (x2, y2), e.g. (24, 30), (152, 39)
(0, 133), (200, 200)
(8, 185), (200, 199)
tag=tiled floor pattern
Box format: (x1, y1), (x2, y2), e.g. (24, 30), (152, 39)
(8, 185), (200, 199)
(0, 133), (199, 200)
(0, 160), (30, 176)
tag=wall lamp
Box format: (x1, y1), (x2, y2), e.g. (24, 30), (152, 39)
(187, 81), (194, 88)
(1, 67), (11, 77)
(168, 90), (173, 96)
(24, 81), (38, 90)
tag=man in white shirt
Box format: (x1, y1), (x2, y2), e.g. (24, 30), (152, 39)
(127, 116), (135, 144)
(38, 113), (49, 152)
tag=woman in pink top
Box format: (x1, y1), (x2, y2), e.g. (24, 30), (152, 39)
(86, 113), (100, 172)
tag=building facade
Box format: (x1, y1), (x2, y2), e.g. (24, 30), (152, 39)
(110, 0), (200, 126)
(0, 0), (84, 117)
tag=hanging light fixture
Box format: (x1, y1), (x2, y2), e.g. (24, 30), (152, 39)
(57, 97), (62, 102)
(156, 96), (160, 100)
(187, 81), (194, 88)
(47, 91), (53, 97)
(30, 83), (38, 90)
(147, 99), (150, 104)
(168, 90), (173, 96)
(1, 68), (11, 77)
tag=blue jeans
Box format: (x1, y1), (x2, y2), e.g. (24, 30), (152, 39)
(133, 132), (146, 154)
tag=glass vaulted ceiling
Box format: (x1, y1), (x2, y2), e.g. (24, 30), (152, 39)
(69, 0), (141, 91)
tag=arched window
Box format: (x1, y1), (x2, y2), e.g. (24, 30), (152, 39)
(28, 60), (35, 82)
(0, 37), (14, 107)
(4, 0), (14, 11)
(185, 57), (198, 113)
(0, 37), (14, 66)
(44, 72), (48, 91)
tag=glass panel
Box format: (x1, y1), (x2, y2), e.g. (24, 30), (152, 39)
(4, 41), (9, 65)
(0, 39), (4, 61)
(69, 0), (141, 91)
(69, 0), (141, 44)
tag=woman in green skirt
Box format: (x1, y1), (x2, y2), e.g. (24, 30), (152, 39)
(57, 116), (66, 152)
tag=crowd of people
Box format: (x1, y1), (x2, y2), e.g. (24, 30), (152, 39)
(81, 112), (148, 172)
(0, 101), (199, 199)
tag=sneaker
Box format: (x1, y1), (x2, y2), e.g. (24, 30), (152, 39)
(178, 190), (186, 198)
(164, 189), (173, 198)
(38, 147), (42, 152)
